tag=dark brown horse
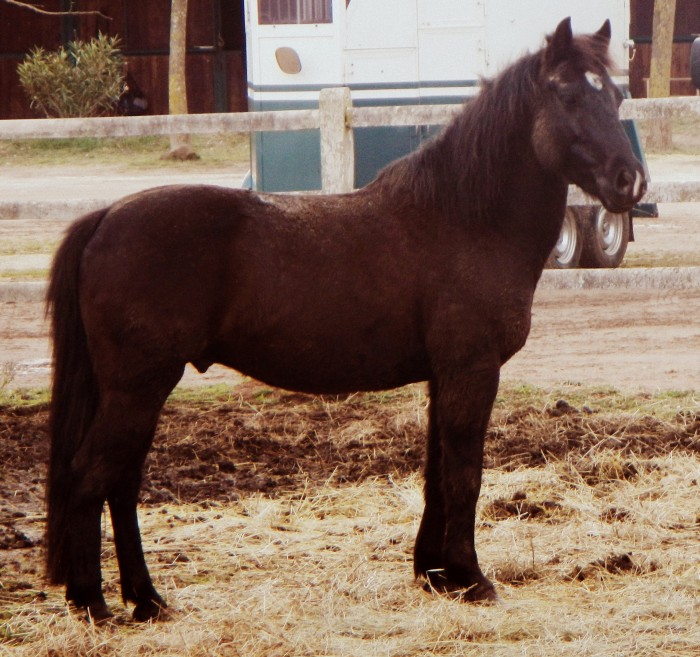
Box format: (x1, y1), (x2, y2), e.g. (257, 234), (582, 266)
(46, 18), (646, 621)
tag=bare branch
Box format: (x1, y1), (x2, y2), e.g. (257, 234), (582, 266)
(2, 0), (111, 20)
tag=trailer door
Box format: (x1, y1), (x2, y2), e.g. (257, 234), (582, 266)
(246, 0), (343, 190)
(416, 0), (486, 102)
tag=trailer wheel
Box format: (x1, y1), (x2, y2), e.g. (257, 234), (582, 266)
(547, 207), (582, 269)
(579, 207), (630, 268)
(691, 37), (700, 90)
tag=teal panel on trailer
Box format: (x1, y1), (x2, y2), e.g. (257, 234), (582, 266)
(250, 93), (466, 192)
(249, 95), (420, 192)
(249, 98), (322, 191)
(622, 118), (658, 217)
(352, 96), (422, 188)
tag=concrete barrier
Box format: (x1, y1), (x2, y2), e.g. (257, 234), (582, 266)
(3, 267), (698, 304)
(0, 199), (108, 221)
(539, 266), (700, 290)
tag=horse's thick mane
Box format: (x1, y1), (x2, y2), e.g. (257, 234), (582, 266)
(373, 32), (612, 226)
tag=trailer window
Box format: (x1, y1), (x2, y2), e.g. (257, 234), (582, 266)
(258, 0), (332, 24)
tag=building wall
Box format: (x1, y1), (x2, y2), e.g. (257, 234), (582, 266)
(0, 0), (246, 119)
(629, 0), (700, 97)
(1, 0), (698, 120)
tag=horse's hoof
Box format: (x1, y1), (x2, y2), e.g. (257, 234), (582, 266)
(421, 569), (498, 603)
(85, 603), (114, 624)
(67, 589), (113, 624)
(132, 596), (169, 622)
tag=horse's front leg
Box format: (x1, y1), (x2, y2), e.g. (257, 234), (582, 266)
(418, 366), (500, 602)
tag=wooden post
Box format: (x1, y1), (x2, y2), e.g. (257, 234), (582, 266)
(319, 87), (354, 194)
(165, 0), (198, 159)
(647, 0), (677, 150)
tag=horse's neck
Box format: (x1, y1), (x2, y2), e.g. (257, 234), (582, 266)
(447, 121), (568, 276)
(492, 139), (569, 268)
(373, 96), (569, 272)
(508, 168), (568, 268)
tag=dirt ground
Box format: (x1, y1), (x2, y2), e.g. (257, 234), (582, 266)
(2, 282), (700, 393)
(2, 156), (699, 393)
(3, 200), (700, 393)
(1, 378), (698, 623)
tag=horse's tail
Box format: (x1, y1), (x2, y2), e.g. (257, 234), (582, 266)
(45, 208), (107, 584)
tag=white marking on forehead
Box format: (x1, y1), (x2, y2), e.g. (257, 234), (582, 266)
(585, 71), (603, 91)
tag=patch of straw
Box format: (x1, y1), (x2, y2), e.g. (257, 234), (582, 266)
(3, 452), (699, 657)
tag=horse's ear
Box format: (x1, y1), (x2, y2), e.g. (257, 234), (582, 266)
(595, 19), (612, 45)
(545, 17), (573, 68)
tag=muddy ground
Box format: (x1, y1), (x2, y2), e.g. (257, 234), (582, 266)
(1, 380), (699, 610)
(2, 380), (699, 521)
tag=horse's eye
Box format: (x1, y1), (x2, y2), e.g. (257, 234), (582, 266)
(556, 85), (580, 109)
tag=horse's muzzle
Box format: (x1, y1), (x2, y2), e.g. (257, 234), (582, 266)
(597, 159), (647, 213)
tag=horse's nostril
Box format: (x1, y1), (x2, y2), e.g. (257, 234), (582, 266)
(616, 169), (634, 193)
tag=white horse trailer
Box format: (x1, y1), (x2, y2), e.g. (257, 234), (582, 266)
(244, 0), (652, 267)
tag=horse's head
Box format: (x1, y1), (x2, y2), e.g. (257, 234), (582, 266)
(533, 17), (646, 213)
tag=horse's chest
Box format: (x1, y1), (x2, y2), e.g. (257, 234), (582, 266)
(471, 282), (535, 365)
(496, 304), (533, 364)
(427, 281), (534, 367)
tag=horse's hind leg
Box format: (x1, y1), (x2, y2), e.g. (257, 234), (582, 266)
(108, 452), (165, 621)
(66, 370), (181, 621)
(63, 471), (110, 620)
(104, 373), (182, 621)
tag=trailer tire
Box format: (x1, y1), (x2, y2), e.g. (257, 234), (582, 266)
(691, 37), (700, 90)
(579, 206), (630, 268)
(547, 207), (582, 269)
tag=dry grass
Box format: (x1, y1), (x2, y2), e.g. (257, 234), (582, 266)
(2, 448), (698, 656)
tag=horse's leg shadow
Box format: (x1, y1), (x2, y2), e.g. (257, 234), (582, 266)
(414, 380), (446, 578)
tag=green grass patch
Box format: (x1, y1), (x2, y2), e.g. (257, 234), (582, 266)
(0, 133), (250, 168)
(0, 269), (49, 282)
(2, 379), (696, 422)
(496, 381), (697, 419)
(164, 380), (696, 422)
(621, 251), (700, 268)
(0, 239), (59, 257)
(0, 386), (49, 408)
(167, 382), (247, 405)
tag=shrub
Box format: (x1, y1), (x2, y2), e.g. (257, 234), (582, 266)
(17, 33), (125, 118)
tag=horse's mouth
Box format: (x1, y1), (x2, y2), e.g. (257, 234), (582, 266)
(595, 168), (647, 214)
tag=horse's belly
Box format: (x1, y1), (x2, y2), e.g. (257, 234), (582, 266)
(209, 327), (429, 395)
